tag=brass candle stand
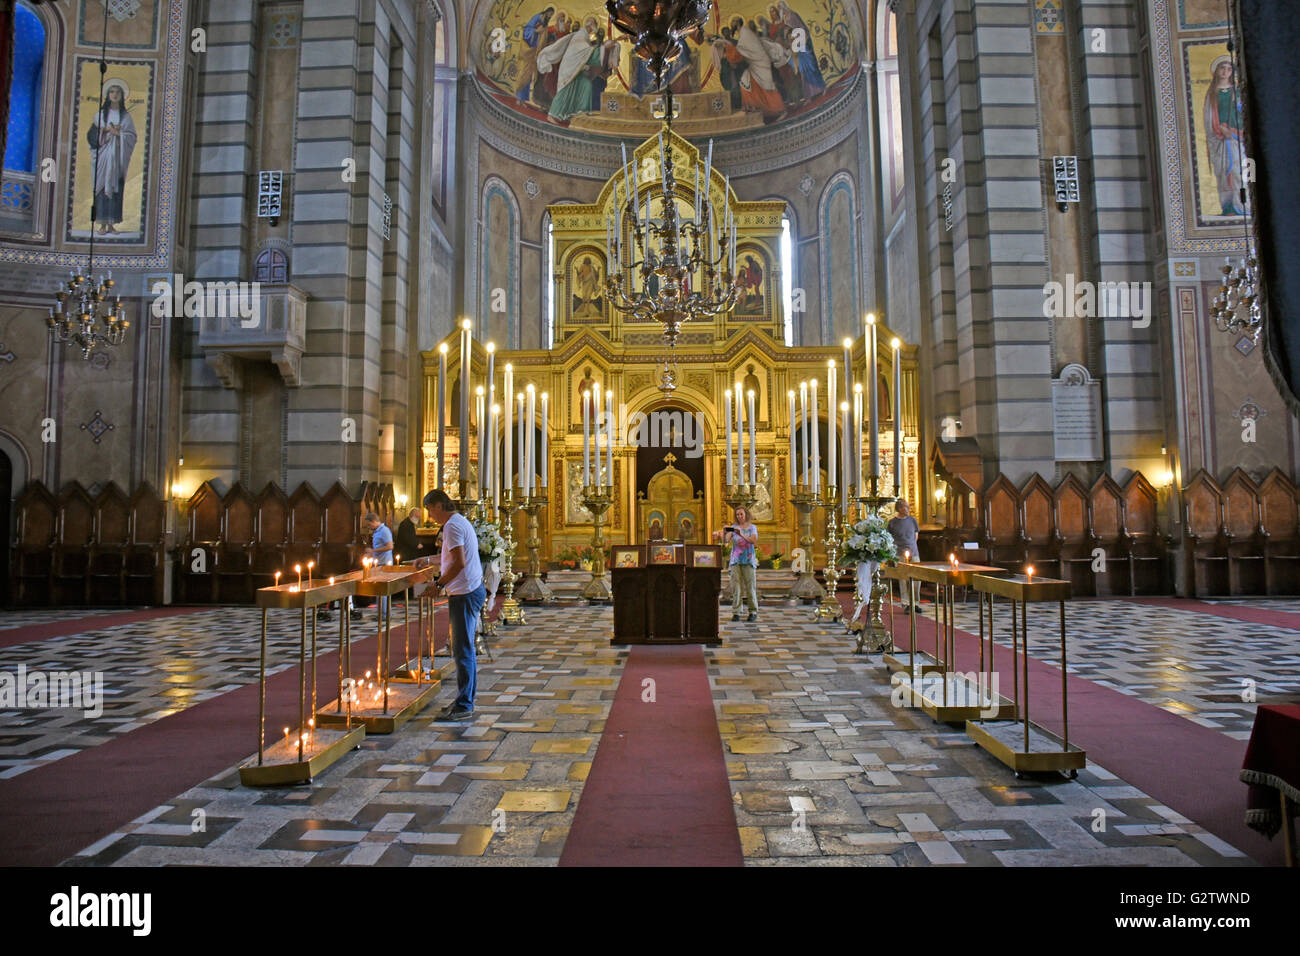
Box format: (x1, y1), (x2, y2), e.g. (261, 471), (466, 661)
(514, 494), (556, 604)
(787, 485), (825, 603)
(580, 484), (613, 603)
(851, 479), (897, 652)
(497, 490), (526, 625)
(814, 486), (843, 623)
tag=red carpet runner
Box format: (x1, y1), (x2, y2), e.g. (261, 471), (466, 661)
(0, 598), (493, 866)
(560, 644), (743, 867)
(1127, 596), (1300, 631)
(872, 596), (1286, 866)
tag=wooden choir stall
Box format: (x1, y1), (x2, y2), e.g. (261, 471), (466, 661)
(610, 544), (723, 645)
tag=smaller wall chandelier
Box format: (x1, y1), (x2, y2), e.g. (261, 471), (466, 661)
(1210, 253), (1261, 339)
(605, 128), (740, 347)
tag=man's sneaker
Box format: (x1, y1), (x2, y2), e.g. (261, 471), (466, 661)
(731, 612), (740, 622)
(434, 704), (473, 722)
(747, 613), (758, 623)
(349, 609), (363, 622)
(317, 610), (333, 622)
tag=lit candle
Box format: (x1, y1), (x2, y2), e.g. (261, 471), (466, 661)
(842, 337), (854, 496)
(892, 337), (902, 497)
(747, 388), (756, 487)
(724, 387), (734, 486)
(307, 561), (313, 586)
(786, 390), (796, 494)
(1026, 565), (1035, 582)
(437, 344), (447, 490)
(594, 384), (604, 488)
(735, 382), (745, 487)
(799, 381), (810, 488)
(827, 361), (836, 494)
(605, 388), (614, 490)
(294, 564), (302, 589)
(486, 341), (496, 416)
(274, 570), (281, 588)
(540, 391), (549, 491)
(525, 384), (536, 496)
(583, 389), (591, 487)
(904, 549), (911, 562)
(460, 318), (472, 489)
(810, 377), (820, 496)
(329, 576), (335, 586)
(504, 364), (514, 494)
(867, 314), (879, 481)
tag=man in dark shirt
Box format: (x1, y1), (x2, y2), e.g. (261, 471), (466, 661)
(395, 507), (422, 561)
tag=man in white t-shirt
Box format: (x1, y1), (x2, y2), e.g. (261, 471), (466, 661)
(424, 489), (485, 721)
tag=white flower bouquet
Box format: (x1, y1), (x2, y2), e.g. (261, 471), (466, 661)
(472, 517), (507, 566)
(840, 513), (898, 566)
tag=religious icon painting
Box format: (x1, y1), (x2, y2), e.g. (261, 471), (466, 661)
(688, 546), (719, 568)
(568, 250), (606, 322)
(67, 58), (154, 244)
(1182, 38), (1248, 228)
(732, 245), (771, 319)
(612, 546), (643, 569)
(649, 543), (680, 565)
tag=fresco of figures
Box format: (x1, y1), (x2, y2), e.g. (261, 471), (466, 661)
(475, 0), (858, 128)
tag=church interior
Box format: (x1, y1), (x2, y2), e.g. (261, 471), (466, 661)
(0, 0), (1298, 883)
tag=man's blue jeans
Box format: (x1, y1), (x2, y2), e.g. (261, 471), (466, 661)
(447, 586), (486, 711)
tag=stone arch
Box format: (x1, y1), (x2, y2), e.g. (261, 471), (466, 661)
(479, 175), (521, 348)
(818, 172), (860, 345)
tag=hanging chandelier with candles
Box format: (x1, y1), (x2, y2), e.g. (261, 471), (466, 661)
(47, 12), (130, 361)
(604, 122), (741, 349)
(606, 0), (713, 85)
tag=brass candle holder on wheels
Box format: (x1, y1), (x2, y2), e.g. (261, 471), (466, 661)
(580, 483), (613, 603)
(514, 493), (556, 604)
(497, 487), (525, 626)
(814, 485), (843, 623)
(787, 484), (825, 603)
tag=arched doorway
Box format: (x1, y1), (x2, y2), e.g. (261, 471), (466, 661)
(630, 403), (710, 544)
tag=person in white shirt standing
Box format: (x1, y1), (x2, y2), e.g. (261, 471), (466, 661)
(424, 489), (485, 721)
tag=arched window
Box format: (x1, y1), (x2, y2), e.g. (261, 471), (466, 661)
(4, 2), (45, 175)
(254, 248), (289, 283)
(877, 4), (905, 215)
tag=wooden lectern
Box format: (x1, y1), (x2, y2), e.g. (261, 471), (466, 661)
(609, 544), (722, 645)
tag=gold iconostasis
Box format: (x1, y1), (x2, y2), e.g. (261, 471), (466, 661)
(421, 132), (920, 564)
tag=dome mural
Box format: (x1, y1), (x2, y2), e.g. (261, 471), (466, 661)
(472, 0), (861, 136)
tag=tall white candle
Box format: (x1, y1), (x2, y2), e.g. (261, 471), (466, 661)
(799, 381), (809, 488)
(437, 344), (447, 490)
(827, 361), (836, 493)
(583, 390), (591, 487)
(840, 401), (851, 515)
(787, 390), (796, 493)
(892, 337), (902, 497)
(516, 392), (525, 495)
(540, 392), (549, 491)
(842, 337), (853, 495)
(854, 384), (864, 499)
(504, 364), (513, 494)
(594, 384), (604, 487)
(735, 383), (745, 485)
(747, 388), (756, 487)
(867, 314), (879, 480)
(486, 341), (495, 420)
(525, 384), (536, 495)
(490, 403), (499, 510)
(459, 319), (471, 488)
(810, 377), (820, 495)
(724, 387), (733, 485)
(605, 389), (614, 491)
(476, 386), (485, 497)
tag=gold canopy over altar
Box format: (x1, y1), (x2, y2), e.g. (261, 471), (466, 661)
(420, 129), (921, 566)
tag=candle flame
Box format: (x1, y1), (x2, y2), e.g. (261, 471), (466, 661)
(294, 564), (301, 573)
(891, 337), (901, 350)
(1026, 565), (1035, 578)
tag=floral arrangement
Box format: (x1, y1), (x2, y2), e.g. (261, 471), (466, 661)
(840, 513), (898, 566)
(472, 516), (507, 567)
(554, 544), (596, 569)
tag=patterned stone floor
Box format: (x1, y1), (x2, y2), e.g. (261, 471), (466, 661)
(707, 611), (1251, 866)
(0, 606), (382, 778)
(64, 607), (623, 867)
(941, 598), (1300, 739)
(1, 598), (1288, 865)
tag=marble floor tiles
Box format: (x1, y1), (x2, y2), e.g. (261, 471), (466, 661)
(1, 599), (1285, 865)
